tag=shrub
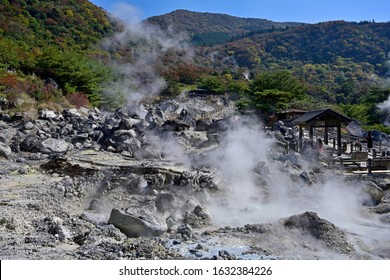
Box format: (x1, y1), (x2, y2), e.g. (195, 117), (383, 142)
(66, 92), (90, 108)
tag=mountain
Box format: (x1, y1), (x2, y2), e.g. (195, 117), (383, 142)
(194, 20), (390, 103)
(146, 9), (305, 46)
(211, 20), (390, 70)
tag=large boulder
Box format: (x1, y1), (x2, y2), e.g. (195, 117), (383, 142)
(145, 108), (165, 126)
(284, 211), (353, 253)
(20, 134), (41, 152)
(108, 208), (166, 238)
(34, 138), (73, 154)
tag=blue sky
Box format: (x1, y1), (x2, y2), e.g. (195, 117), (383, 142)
(90, 0), (389, 23)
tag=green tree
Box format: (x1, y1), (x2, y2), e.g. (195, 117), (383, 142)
(37, 47), (111, 106)
(239, 70), (308, 114)
(197, 75), (226, 94)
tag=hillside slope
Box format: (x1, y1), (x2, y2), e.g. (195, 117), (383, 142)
(0, 0), (116, 107)
(146, 9), (305, 46)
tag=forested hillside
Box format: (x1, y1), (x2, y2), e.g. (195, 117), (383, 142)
(0, 0), (115, 108)
(148, 12), (390, 131)
(146, 9), (305, 46)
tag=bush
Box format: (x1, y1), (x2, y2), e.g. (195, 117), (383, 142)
(66, 92), (90, 108)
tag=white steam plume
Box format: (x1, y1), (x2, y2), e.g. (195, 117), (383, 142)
(378, 96), (390, 126)
(100, 3), (191, 113)
(377, 51), (390, 126)
(204, 116), (389, 241)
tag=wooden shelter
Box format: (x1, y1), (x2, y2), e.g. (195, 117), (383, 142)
(276, 109), (307, 121)
(291, 109), (351, 156)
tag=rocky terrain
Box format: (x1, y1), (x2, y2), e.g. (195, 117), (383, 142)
(1, 94), (390, 260)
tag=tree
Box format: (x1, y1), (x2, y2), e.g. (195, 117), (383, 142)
(197, 75), (226, 94)
(37, 47), (111, 106)
(239, 70), (308, 114)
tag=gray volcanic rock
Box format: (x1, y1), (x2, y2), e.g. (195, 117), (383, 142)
(108, 208), (166, 238)
(284, 211), (353, 253)
(34, 138), (73, 154)
(155, 192), (176, 213)
(40, 109), (58, 120)
(0, 142), (12, 158)
(361, 181), (384, 206)
(20, 134), (41, 152)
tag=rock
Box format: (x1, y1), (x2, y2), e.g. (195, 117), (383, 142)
(218, 250), (236, 260)
(372, 203), (390, 214)
(114, 107), (128, 119)
(193, 205), (211, 221)
(71, 133), (89, 145)
(55, 225), (72, 241)
(380, 214), (390, 224)
(362, 181), (384, 206)
(125, 175), (148, 194)
(108, 208), (165, 238)
(0, 142), (11, 158)
(118, 118), (139, 130)
(166, 214), (178, 231)
(178, 131), (208, 147)
(116, 138), (141, 156)
(145, 108), (165, 126)
(20, 134), (41, 152)
(299, 171), (312, 184)
(40, 109), (57, 119)
(194, 118), (212, 131)
(63, 108), (81, 119)
(284, 211), (353, 253)
(162, 120), (190, 132)
(23, 121), (35, 130)
(177, 223), (192, 239)
(183, 211), (203, 228)
(34, 138), (73, 154)
(113, 129), (137, 140)
(18, 167), (28, 175)
(1, 113), (11, 122)
(45, 78), (58, 88)
(155, 192), (176, 213)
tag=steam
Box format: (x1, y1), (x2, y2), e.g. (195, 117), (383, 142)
(377, 51), (390, 126)
(101, 3), (191, 113)
(204, 116), (388, 241)
(378, 96), (390, 126)
(205, 117), (273, 226)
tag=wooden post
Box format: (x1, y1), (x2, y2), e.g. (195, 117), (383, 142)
(299, 125), (303, 153)
(367, 158), (372, 175)
(337, 124), (342, 156)
(309, 125), (314, 144)
(324, 127), (329, 145)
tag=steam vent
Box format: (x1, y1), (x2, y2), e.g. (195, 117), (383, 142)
(1, 94), (390, 260)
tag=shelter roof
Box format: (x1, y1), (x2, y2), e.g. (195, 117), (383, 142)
(291, 109), (351, 126)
